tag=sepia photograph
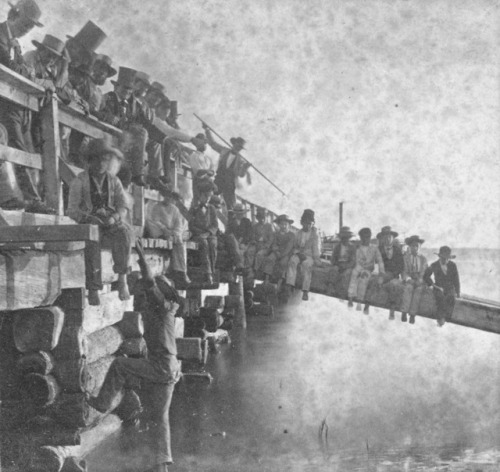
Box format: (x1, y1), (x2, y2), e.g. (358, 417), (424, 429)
(0, 0), (499, 471)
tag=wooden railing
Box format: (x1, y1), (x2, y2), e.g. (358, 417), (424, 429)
(0, 64), (279, 233)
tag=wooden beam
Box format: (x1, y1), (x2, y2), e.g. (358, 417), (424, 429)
(59, 159), (83, 186)
(0, 64), (44, 111)
(132, 184), (145, 227)
(40, 96), (62, 214)
(0, 143), (42, 169)
(0, 224), (99, 243)
(58, 105), (122, 139)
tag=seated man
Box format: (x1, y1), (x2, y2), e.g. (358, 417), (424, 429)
(348, 227), (385, 313)
(373, 226), (404, 319)
(263, 214), (294, 289)
(424, 246), (460, 327)
(67, 138), (132, 305)
(188, 180), (218, 284)
(285, 209), (321, 301)
(247, 207), (274, 276)
(88, 239), (181, 472)
(145, 188), (190, 286)
(224, 203), (252, 274)
(327, 226), (356, 296)
(401, 235), (428, 324)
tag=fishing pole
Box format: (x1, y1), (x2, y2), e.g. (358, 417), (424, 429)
(193, 113), (287, 197)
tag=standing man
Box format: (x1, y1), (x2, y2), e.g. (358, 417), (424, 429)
(348, 227), (385, 313)
(374, 226), (404, 319)
(88, 239), (181, 472)
(247, 208), (275, 276)
(286, 209), (321, 301)
(188, 180), (218, 284)
(203, 123), (250, 210)
(401, 235), (428, 324)
(184, 132), (215, 205)
(263, 214), (295, 289)
(67, 138), (132, 305)
(0, 0), (55, 213)
(424, 246), (460, 327)
(327, 226), (356, 296)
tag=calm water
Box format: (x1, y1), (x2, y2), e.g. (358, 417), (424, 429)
(87, 250), (500, 471)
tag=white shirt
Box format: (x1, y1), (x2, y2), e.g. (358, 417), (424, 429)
(188, 150), (215, 175)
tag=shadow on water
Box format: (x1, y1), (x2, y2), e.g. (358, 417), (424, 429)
(87, 288), (500, 471)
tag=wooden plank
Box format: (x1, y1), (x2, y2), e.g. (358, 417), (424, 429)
(59, 159), (83, 186)
(0, 64), (43, 111)
(0, 143), (43, 169)
(40, 95), (63, 214)
(0, 224), (99, 243)
(0, 209), (76, 226)
(58, 105), (122, 139)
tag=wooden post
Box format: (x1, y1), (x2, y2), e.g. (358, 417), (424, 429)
(40, 95), (62, 215)
(229, 275), (246, 329)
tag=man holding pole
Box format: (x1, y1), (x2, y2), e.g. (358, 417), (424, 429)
(202, 123), (250, 210)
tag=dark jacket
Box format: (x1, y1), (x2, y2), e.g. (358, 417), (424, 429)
(331, 242), (356, 270)
(99, 91), (153, 130)
(380, 245), (404, 279)
(424, 260), (460, 296)
(0, 22), (27, 75)
(226, 217), (253, 245)
(189, 203), (218, 237)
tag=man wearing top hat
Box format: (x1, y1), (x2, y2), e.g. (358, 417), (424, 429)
(263, 214), (295, 288)
(327, 226), (356, 296)
(286, 209), (321, 301)
(348, 227), (385, 313)
(67, 138), (132, 306)
(424, 246), (460, 326)
(247, 207), (275, 275)
(0, 0), (56, 213)
(203, 123), (250, 210)
(401, 235), (428, 324)
(369, 226), (404, 319)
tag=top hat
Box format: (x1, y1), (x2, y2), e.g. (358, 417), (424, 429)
(86, 138), (124, 161)
(376, 226), (399, 239)
(228, 203), (248, 214)
(230, 137), (246, 149)
(94, 54), (117, 77)
(169, 100), (180, 117)
(405, 235), (425, 246)
(9, 0), (42, 27)
(338, 226), (354, 239)
(111, 67), (137, 88)
(358, 227), (372, 237)
(67, 21), (106, 53)
(274, 214), (294, 225)
(135, 71), (150, 86)
(32, 34), (66, 58)
(256, 207), (266, 217)
(301, 209), (315, 223)
(435, 246), (456, 259)
(149, 81), (166, 94)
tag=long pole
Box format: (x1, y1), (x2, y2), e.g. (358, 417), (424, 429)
(193, 113), (287, 197)
(339, 201), (344, 233)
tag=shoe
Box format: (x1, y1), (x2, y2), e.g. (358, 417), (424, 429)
(25, 200), (56, 214)
(356, 303), (362, 311)
(174, 271), (191, 286)
(409, 315), (415, 324)
(401, 313), (407, 322)
(205, 273), (214, 285)
(302, 291), (309, 301)
(1, 197), (25, 210)
(363, 305), (370, 315)
(389, 312), (395, 320)
(88, 289), (100, 306)
(347, 299), (354, 309)
(437, 318), (445, 327)
(132, 175), (146, 187)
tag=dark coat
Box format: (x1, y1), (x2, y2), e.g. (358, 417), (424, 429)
(189, 203), (218, 237)
(424, 260), (460, 296)
(331, 242), (356, 270)
(99, 91), (152, 130)
(0, 22), (27, 75)
(380, 245), (404, 279)
(226, 217), (253, 245)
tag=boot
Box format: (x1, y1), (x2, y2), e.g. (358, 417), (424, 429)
(302, 291), (309, 301)
(355, 302), (362, 311)
(25, 200), (56, 215)
(1, 197), (25, 210)
(401, 312), (407, 322)
(363, 304), (370, 315)
(204, 273), (214, 285)
(347, 298), (354, 309)
(409, 315), (415, 324)
(132, 175), (146, 187)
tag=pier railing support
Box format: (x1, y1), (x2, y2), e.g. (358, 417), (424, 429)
(229, 275), (246, 329)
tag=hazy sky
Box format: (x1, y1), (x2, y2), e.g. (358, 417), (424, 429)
(13, 0), (500, 247)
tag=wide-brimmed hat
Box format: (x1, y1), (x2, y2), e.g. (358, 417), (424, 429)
(149, 81), (166, 95)
(9, 0), (43, 27)
(230, 137), (246, 149)
(377, 226), (399, 239)
(135, 71), (150, 86)
(86, 138), (124, 161)
(338, 226), (354, 239)
(94, 54), (117, 77)
(32, 34), (66, 57)
(228, 203), (248, 214)
(274, 214), (293, 225)
(66, 21), (106, 53)
(358, 227), (372, 237)
(405, 235), (425, 246)
(111, 67), (137, 88)
(300, 209), (315, 223)
(435, 246), (456, 259)
(195, 132), (207, 141)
